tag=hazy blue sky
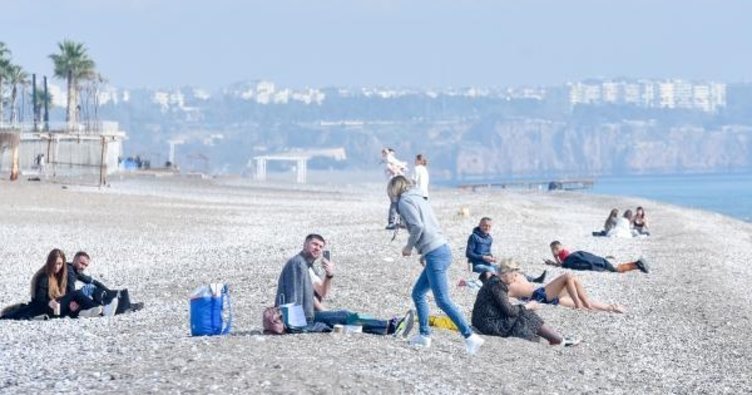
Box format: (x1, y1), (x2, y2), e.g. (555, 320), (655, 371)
(2, 0), (751, 89)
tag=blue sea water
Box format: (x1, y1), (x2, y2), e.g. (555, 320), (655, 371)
(590, 173), (752, 222)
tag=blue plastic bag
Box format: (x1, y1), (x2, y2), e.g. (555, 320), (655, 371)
(190, 283), (232, 336)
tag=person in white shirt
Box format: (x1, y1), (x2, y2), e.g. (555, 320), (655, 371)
(607, 209), (635, 238)
(413, 154), (430, 200)
(382, 148), (408, 229)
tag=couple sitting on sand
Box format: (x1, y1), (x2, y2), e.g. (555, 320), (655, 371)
(470, 257), (629, 347)
(1, 249), (143, 320)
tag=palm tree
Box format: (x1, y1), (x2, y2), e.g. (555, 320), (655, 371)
(49, 40), (96, 128)
(7, 64), (29, 124)
(0, 42), (12, 127)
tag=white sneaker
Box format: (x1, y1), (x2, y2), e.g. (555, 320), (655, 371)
(562, 336), (582, 347)
(464, 333), (485, 355)
(103, 297), (119, 317)
(409, 334), (432, 348)
(78, 306), (103, 318)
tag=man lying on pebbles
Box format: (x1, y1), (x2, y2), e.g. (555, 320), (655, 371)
(501, 259), (625, 313)
(546, 240), (650, 274)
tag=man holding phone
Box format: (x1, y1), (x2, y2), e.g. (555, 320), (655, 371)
(275, 233), (414, 336)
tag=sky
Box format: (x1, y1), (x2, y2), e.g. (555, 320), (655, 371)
(2, 0), (752, 90)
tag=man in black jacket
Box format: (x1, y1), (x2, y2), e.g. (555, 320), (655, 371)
(69, 251), (144, 315)
(466, 218), (547, 283)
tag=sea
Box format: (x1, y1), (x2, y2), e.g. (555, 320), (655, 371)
(443, 172), (752, 222)
(589, 172), (752, 222)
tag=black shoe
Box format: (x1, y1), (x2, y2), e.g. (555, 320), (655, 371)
(531, 270), (547, 283)
(126, 302), (145, 313)
(385, 224), (397, 230)
(635, 258), (650, 274)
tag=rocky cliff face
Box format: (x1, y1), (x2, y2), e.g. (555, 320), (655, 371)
(455, 119), (752, 177)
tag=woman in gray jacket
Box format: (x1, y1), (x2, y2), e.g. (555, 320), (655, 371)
(387, 175), (484, 355)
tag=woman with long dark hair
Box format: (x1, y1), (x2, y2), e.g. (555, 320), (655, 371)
(1, 249), (101, 320)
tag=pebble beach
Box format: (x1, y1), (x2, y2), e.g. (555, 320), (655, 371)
(1, 176), (751, 394)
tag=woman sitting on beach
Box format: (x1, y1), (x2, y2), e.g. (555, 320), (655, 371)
(593, 208), (619, 237)
(631, 206), (650, 236)
(501, 260), (625, 313)
(607, 209), (634, 238)
(1, 249), (102, 320)
(472, 259), (580, 346)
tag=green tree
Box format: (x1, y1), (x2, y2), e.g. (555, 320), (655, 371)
(49, 40), (96, 127)
(7, 64), (29, 124)
(0, 42), (12, 126)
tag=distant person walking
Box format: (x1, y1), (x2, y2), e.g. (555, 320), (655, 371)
(382, 148), (407, 230)
(412, 154), (430, 200)
(388, 175), (485, 355)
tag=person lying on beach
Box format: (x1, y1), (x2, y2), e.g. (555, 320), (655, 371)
(592, 208), (619, 237)
(69, 251), (144, 314)
(631, 206), (650, 236)
(500, 259), (625, 313)
(275, 233), (414, 336)
(466, 217), (546, 282)
(1, 249), (109, 320)
(471, 259), (581, 346)
(607, 209), (635, 238)
(546, 241), (649, 274)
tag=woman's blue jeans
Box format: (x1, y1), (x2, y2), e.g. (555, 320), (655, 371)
(412, 244), (472, 337)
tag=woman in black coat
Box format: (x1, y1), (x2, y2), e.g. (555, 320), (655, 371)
(1, 249), (100, 320)
(471, 259), (580, 346)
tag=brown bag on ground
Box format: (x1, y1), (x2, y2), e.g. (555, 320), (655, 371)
(262, 306), (285, 335)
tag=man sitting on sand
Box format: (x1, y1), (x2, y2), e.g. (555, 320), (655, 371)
(546, 241), (649, 274)
(500, 260), (625, 313)
(466, 217), (546, 282)
(275, 234), (414, 336)
(68, 251), (144, 315)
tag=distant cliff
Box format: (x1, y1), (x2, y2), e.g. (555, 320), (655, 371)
(455, 119), (752, 178)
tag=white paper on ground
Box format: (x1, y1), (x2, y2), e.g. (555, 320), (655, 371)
(279, 303), (307, 328)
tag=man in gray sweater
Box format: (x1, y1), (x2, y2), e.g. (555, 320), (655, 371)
(275, 233), (414, 335)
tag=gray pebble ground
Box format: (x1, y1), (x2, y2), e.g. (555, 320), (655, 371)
(0, 176), (750, 394)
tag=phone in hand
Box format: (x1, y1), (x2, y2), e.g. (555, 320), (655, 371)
(323, 250), (331, 261)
